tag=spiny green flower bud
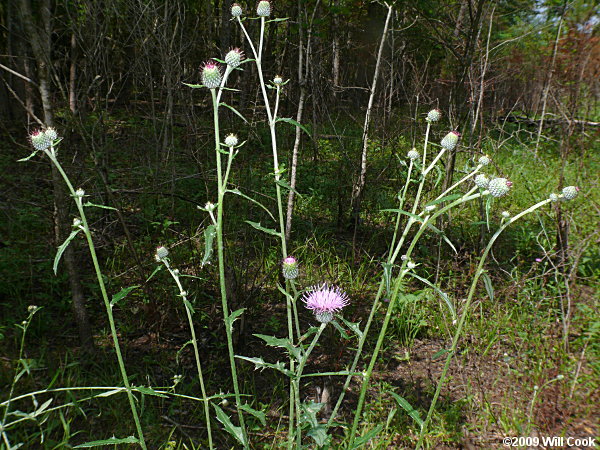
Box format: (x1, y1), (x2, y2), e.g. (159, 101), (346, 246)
(75, 188), (85, 198)
(73, 217), (82, 227)
(225, 48), (243, 68)
(478, 155), (491, 166)
(407, 261), (417, 270)
(204, 201), (216, 212)
(155, 246), (169, 261)
(488, 178), (512, 198)
(28, 305), (38, 313)
(549, 193), (559, 202)
(282, 256), (299, 280)
(474, 174), (489, 189)
(501, 211), (510, 218)
(225, 134), (239, 147)
(44, 127), (58, 141)
(440, 131), (460, 151)
(407, 149), (420, 161)
(562, 186), (579, 200)
(201, 60), (222, 89)
(426, 109), (441, 122)
(30, 130), (52, 151)
(231, 3), (243, 17)
(273, 75), (283, 86)
(257, 0), (271, 17)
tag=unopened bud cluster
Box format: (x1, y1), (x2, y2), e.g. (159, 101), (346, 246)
(426, 109), (441, 122)
(282, 256), (299, 280)
(202, 61), (222, 89)
(440, 131), (460, 151)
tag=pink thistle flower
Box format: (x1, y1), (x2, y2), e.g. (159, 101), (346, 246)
(302, 284), (349, 323)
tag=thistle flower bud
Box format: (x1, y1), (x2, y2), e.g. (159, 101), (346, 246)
(73, 218), (82, 227)
(257, 0), (271, 17)
(488, 178), (512, 198)
(28, 305), (38, 313)
(401, 255), (408, 261)
(425, 205), (436, 212)
(478, 155), (491, 166)
(155, 246), (169, 261)
(426, 109), (442, 122)
(231, 3), (243, 17)
(204, 201), (216, 212)
(225, 134), (239, 147)
(407, 149), (420, 161)
(549, 193), (559, 202)
(44, 127), (58, 141)
(74, 188), (85, 198)
(474, 174), (490, 189)
(273, 75), (283, 86)
(225, 48), (244, 68)
(30, 130), (52, 151)
(282, 256), (299, 280)
(440, 131), (460, 151)
(407, 261), (417, 270)
(201, 61), (222, 89)
(561, 186), (579, 201)
(501, 211), (510, 218)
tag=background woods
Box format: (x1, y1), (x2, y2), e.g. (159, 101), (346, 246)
(0, 0), (598, 448)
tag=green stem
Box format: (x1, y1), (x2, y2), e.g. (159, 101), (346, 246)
(295, 323), (326, 447)
(47, 150), (147, 449)
(210, 89), (247, 444)
(163, 260), (213, 449)
(414, 198), (552, 449)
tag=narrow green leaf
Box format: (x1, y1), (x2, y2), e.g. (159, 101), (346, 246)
(380, 209), (423, 223)
(227, 189), (275, 221)
(239, 403), (266, 426)
(54, 229), (82, 274)
(245, 221), (282, 238)
(83, 201), (118, 211)
(183, 299), (195, 314)
(307, 424), (329, 446)
(338, 316), (363, 339)
(219, 102), (248, 123)
(146, 265), (162, 282)
(201, 225), (216, 266)
(266, 17), (289, 23)
(426, 223), (458, 254)
(382, 262), (393, 295)
(405, 273), (456, 320)
(349, 424), (384, 449)
(275, 178), (302, 197)
(182, 82), (204, 89)
(425, 193), (463, 207)
(18, 150), (40, 162)
(32, 398), (53, 417)
(74, 436), (139, 448)
(389, 392), (424, 427)
(481, 271), (494, 301)
(432, 348), (450, 359)
(213, 404), (246, 446)
(135, 386), (169, 398)
(110, 285), (139, 307)
(225, 308), (245, 334)
(235, 355), (294, 376)
(330, 320), (350, 340)
(275, 117), (311, 136)
(254, 333), (300, 361)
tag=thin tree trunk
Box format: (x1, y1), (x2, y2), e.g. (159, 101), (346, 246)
(350, 3), (393, 225)
(69, 32), (76, 113)
(534, 3), (565, 155)
(285, 0), (321, 242)
(18, 0), (94, 350)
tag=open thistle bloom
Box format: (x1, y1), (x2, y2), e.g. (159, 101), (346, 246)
(256, 0), (271, 17)
(231, 3), (243, 17)
(225, 48), (244, 68)
(30, 130), (52, 151)
(302, 284), (349, 323)
(562, 186), (579, 201)
(201, 60), (222, 89)
(440, 131), (460, 151)
(426, 109), (442, 122)
(488, 178), (512, 198)
(282, 256), (299, 280)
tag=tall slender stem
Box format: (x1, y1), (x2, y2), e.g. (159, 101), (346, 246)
(47, 150), (147, 449)
(210, 89), (247, 443)
(294, 323), (326, 447)
(163, 260), (213, 449)
(414, 198), (552, 449)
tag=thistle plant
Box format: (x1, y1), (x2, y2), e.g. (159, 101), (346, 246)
(21, 129), (147, 449)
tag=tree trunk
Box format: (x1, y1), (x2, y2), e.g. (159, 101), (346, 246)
(18, 0), (94, 350)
